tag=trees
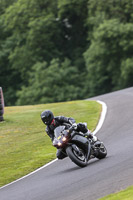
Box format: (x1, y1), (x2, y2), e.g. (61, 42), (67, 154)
(17, 58), (87, 105)
(84, 0), (133, 96)
(0, 0), (89, 105)
(0, 0), (133, 105)
(84, 19), (133, 96)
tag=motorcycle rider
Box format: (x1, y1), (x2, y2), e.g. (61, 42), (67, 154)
(41, 110), (97, 159)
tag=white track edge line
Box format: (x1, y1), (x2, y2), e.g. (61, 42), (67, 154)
(0, 159), (58, 190)
(0, 100), (107, 190)
(92, 100), (107, 136)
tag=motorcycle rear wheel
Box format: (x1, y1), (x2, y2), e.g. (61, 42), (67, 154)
(66, 146), (87, 167)
(95, 142), (107, 159)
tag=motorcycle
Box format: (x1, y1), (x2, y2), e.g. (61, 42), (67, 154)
(53, 125), (107, 167)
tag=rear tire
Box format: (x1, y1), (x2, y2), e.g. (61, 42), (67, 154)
(95, 143), (107, 159)
(66, 146), (87, 167)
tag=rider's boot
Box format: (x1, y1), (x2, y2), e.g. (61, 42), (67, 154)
(84, 130), (98, 143)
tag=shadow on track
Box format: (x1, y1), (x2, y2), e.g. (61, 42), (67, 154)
(58, 158), (102, 174)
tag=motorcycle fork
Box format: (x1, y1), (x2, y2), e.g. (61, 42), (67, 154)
(71, 144), (82, 155)
(86, 142), (91, 161)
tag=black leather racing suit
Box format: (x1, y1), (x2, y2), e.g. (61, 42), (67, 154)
(45, 116), (75, 141)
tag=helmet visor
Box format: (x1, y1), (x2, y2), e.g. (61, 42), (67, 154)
(41, 115), (51, 125)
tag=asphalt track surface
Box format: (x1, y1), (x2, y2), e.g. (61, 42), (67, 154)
(0, 87), (133, 200)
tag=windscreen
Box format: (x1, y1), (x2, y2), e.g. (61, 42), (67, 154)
(54, 126), (65, 138)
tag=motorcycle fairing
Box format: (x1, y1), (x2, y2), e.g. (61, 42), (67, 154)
(70, 134), (91, 160)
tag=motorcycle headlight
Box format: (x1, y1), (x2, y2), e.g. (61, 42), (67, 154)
(62, 137), (67, 142)
(58, 142), (62, 146)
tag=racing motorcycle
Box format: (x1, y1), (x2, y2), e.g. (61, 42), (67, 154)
(53, 125), (107, 167)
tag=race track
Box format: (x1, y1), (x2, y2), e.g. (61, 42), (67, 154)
(0, 87), (133, 200)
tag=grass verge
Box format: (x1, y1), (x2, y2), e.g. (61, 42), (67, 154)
(0, 100), (101, 187)
(99, 186), (133, 200)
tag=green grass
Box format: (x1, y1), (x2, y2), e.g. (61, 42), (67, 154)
(0, 100), (101, 187)
(99, 186), (133, 200)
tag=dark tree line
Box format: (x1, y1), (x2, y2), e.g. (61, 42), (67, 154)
(0, 0), (133, 106)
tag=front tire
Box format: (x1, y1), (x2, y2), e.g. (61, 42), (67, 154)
(66, 146), (87, 167)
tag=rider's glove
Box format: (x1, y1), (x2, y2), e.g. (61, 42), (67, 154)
(72, 123), (77, 130)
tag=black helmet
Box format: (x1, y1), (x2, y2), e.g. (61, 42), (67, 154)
(41, 110), (54, 125)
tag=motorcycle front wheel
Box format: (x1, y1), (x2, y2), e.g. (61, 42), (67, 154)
(66, 145), (87, 167)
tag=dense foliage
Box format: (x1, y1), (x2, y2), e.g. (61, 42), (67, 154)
(0, 0), (133, 105)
